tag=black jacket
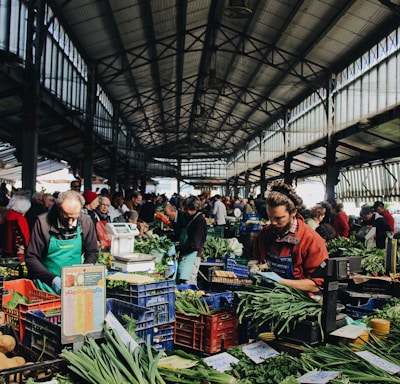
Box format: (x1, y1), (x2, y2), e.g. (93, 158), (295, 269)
(176, 212), (207, 258)
(362, 212), (392, 249)
(25, 206), (98, 286)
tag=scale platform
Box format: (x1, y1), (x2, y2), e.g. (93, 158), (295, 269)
(111, 253), (156, 273)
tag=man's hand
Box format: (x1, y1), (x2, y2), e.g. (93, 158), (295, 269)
(255, 271), (282, 283)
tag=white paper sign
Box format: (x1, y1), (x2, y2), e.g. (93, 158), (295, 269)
(329, 324), (368, 339)
(203, 352), (239, 372)
(105, 311), (139, 352)
(241, 340), (279, 364)
(355, 351), (400, 375)
(296, 370), (341, 383)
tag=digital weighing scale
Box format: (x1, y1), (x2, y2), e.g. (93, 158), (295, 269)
(106, 223), (156, 272)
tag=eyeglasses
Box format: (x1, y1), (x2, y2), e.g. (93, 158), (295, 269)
(99, 204), (110, 207)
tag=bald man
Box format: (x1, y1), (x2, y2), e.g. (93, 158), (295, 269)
(25, 190), (98, 294)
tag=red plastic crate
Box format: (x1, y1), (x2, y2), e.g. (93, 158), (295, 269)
(174, 309), (238, 353)
(2, 279), (61, 342)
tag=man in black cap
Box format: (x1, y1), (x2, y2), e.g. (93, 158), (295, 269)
(373, 201), (394, 232)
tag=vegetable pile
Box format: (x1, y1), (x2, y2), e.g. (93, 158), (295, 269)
(134, 236), (173, 256)
(202, 237), (233, 260)
(227, 346), (300, 384)
(327, 235), (392, 276)
(61, 325), (165, 384)
(371, 297), (400, 329)
(60, 324), (237, 384)
(0, 329), (26, 371)
(160, 350), (237, 384)
(237, 283), (323, 338)
(175, 288), (213, 316)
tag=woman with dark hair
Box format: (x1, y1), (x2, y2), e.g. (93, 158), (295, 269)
(316, 223), (337, 243)
(249, 182), (328, 293)
(175, 195), (207, 284)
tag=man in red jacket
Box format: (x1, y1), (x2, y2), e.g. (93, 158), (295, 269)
(249, 182), (328, 293)
(373, 201), (394, 233)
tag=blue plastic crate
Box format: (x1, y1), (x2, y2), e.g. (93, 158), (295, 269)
(107, 279), (175, 302)
(204, 291), (235, 309)
(125, 279), (175, 294)
(153, 324), (174, 351)
(226, 259), (249, 278)
(243, 213), (262, 221)
(176, 284), (198, 291)
(107, 279), (176, 326)
(346, 298), (387, 319)
(105, 298), (155, 343)
(107, 291), (175, 326)
(177, 284), (234, 310)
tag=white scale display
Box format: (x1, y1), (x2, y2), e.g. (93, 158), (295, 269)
(106, 223), (156, 272)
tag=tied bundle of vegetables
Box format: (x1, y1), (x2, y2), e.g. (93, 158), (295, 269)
(175, 288), (212, 316)
(237, 283), (323, 339)
(61, 324), (165, 384)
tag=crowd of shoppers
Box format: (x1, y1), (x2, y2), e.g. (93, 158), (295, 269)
(0, 177), (396, 294)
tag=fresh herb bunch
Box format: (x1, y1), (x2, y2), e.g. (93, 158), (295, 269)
(372, 298), (400, 329)
(227, 346), (301, 384)
(361, 247), (386, 276)
(326, 236), (365, 257)
(202, 237), (233, 259)
(134, 236), (173, 255)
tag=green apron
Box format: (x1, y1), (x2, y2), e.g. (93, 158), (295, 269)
(176, 212), (200, 282)
(35, 226), (83, 294)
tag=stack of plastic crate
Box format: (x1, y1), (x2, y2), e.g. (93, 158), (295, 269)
(107, 278), (176, 351)
(174, 308), (238, 353)
(2, 279), (61, 343)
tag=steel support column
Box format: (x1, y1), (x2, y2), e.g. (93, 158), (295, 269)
(21, 0), (45, 194)
(83, 63), (96, 192)
(325, 141), (339, 201)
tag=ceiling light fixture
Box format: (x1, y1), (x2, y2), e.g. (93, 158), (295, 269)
(224, 0), (252, 19)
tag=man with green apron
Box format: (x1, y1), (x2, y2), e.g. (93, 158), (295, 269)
(175, 196), (207, 285)
(25, 190), (99, 294)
